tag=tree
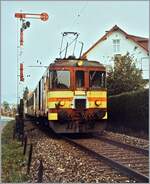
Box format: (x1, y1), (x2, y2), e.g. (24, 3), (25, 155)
(23, 86), (29, 100)
(107, 53), (147, 96)
(2, 101), (10, 112)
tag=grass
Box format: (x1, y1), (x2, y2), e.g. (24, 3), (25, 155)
(1, 120), (29, 182)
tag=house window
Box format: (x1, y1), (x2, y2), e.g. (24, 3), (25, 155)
(113, 39), (120, 52)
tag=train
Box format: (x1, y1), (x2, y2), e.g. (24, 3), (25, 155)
(25, 32), (107, 133)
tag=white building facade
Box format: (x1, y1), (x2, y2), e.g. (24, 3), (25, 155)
(82, 25), (149, 79)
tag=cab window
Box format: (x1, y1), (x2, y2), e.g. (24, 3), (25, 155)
(76, 71), (84, 88)
(49, 70), (70, 89)
(89, 71), (106, 88)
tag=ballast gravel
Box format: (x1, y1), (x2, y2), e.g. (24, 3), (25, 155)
(24, 126), (137, 183)
(104, 131), (149, 149)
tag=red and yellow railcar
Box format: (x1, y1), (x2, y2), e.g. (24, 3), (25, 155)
(26, 57), (107, 133)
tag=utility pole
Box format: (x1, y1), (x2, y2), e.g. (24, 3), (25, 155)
(14, 12), (49, 112)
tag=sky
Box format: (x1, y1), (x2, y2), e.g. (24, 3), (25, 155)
(1, 0), (149, 104)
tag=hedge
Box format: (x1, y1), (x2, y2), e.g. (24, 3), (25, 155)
(108, 89), (149, 131)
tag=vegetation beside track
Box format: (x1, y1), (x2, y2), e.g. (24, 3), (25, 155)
(108, 89), (148, 134)
(1, 120), (28, 182)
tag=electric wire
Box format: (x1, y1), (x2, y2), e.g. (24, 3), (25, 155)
(69, 1), (88, 30)
(59, 2), (88, 58)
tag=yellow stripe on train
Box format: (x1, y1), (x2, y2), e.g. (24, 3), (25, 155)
(47, 90), (107, 109)
(87, 91), (107, 98)
(48, 91), (73, 98)
(48, 91), (106, 98)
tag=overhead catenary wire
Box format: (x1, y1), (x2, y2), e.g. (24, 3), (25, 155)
(59, 2), (88, 58)
(68, 1), (89, 30)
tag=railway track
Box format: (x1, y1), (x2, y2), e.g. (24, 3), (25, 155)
(62, 135), (149, 183)
(23, 120), (149, 182)
(95, 134), (149, 155)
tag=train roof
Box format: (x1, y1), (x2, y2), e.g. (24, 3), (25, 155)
(49, 57), (105, 68)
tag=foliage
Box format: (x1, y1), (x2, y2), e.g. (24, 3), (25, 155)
(107, 53), (147, 96)
(2, 101), (10, 112)
(1, 120), (28, 182)
(1, 102), (17, 117)
(108, 89), (149, 132)
(23, 86), (29, 100)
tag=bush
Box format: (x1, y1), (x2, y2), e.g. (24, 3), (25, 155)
(108, 89), (149, 132)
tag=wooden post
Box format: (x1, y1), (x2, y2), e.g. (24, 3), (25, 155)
(27, 144), (33, 174)
(37, 159), (43, 183)
(23, 135), (28, 155)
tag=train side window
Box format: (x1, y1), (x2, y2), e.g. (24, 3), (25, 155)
(76, 71), (84, 88)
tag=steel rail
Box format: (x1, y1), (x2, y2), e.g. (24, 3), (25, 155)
(63, 136), (149, 183)
(94, 135), (149, 156)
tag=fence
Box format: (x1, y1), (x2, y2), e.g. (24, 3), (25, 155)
(14, 116), (44, 182)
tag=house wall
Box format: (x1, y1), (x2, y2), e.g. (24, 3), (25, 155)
(86, 31), (149, 79)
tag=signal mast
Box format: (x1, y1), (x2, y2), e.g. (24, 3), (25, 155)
(15, 12), (48, 48)
(14, 12), (48, 108)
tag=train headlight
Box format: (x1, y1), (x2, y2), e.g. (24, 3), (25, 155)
(77, 60), (83, 66)
(59, 101), (65, 106)
(95, 100), (101, 106)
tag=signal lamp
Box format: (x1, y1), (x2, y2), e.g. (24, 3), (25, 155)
(22, 21), (30, 30)
(77, 60), (83, 66)
(95, 100), (101, 106)
(26, 21), (30, 28)
(22, 23), (27, 29)
(59, 101), (65, 106)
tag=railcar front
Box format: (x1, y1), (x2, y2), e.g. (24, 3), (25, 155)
(48, 58), (107, 133)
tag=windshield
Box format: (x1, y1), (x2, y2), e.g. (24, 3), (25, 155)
(76, 71), (84, 88)
(49, 70), (70, 89)
(89, 71), (106, 88)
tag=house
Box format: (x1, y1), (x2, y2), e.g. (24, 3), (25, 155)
(82, 25), (149, 79)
